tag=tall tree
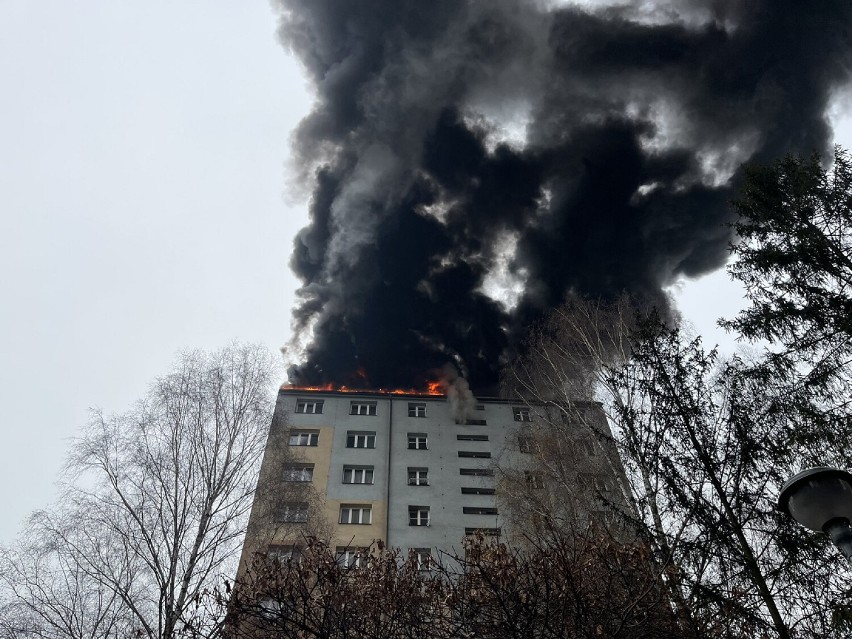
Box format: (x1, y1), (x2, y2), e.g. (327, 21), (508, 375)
(0, 344), (282, 639)
(502, 297), (851, 638)
(723, 145), (852, 472)
(725, 146), (852, 360)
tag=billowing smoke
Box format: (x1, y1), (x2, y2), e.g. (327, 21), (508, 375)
(439, 364), (479, 423)
(276, 0), (852, 393)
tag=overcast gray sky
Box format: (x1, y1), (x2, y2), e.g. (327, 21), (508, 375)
(0, 2), (312, 541)
(0, 2), (850, 543)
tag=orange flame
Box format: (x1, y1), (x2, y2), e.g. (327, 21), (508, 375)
(282, 381), (444, 396)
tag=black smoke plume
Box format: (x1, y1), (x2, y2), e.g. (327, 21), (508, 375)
(276, 0), (852, 393)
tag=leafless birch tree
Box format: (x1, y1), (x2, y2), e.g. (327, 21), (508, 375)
(0, 344), (280, 639)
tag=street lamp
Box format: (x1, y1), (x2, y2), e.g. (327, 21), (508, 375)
(778, 467), (852, 562)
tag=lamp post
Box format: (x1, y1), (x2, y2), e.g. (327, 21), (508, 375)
(777, 467), (852, 562)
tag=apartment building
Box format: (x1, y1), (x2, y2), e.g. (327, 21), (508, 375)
(239, 387), (620, 569)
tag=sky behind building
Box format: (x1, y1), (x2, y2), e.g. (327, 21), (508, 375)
(0, 1), (850, 542)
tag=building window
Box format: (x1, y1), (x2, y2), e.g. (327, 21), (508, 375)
(267, 544), (300, 564)
(350, 401), (377, 416)
(339, 505), (372, 525)
(295, 399), (323, 414)
(463, 506), (499, 515)
(474, 404), (485, 411)
(465, 527), (501, 536)
(336, 547), (365, 568)
(461, 487), (495, 495)
(408, 468), (429, 486)
(288, 430), (318, 446)
(409, 506), (430, 526)
(410, 547), (432, 570)
(282, 463), (314, 482)
(457, 434), (488, 442)
(343, 465), (374, 484)
(408, 403), (426, 418)
(513, 406), (532, 422)
(525, 471), (544, 489)
(279, 502), (308, 523)
(458, 451), (491, 459)
(408, 433), (428, 450)
(346, 431), (376, 448)
(518, 435), (533, 454)
(460, 468), (494, 476)
(463, 418), (487, 426)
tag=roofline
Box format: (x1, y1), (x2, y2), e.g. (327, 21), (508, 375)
(278, 386), (601, 406)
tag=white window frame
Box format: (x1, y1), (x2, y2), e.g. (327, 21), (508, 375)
(339, 505), (372, 525)
(518, 434), (533, 454)
(346, 431), (376, 449)
(343, 465), (374, 484)
(336, 547), (365, 568)
(410, 547), (432, 570)
(350, 402), (377, 416)
(283, 464), (314, 482)
(408, 403), (427, 418)
(407, 433), (428, 450)
(279, 502), (308, 523)
(408, 507), (430, 526)
(513, 406), (532, 422)
(295, 399), (323, 414)
(463, 506), (499, 515)
(288, 430), (318, 447)
(267, 544), (299, 563)
(408, 468), (428, 486)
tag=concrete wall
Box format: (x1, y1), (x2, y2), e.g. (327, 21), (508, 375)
(242, 388), (624, 565)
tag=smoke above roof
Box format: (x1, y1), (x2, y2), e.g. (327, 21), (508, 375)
(276, 0), (852, 393)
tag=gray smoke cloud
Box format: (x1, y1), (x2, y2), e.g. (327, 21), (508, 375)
(276, 0), (852, 393)
(439, 363), (479, 423)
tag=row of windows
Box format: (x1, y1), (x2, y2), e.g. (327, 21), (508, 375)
(272, 545), (434, 570)
(277, 503), (502, 525)
(336, 546), (432, 569)
(281, 502), (498, 526)
(282, 463), (506, 488)
(290, 428), (601, 457)
(294, 399), (532, 422)
(289, 429), (493, 452)
(274, 536), (513, 572)
(301, 402), (583, 426)
(295, 400), (379, 415)
(274, 539), (519, 571)
(295, 400), (417, 416)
